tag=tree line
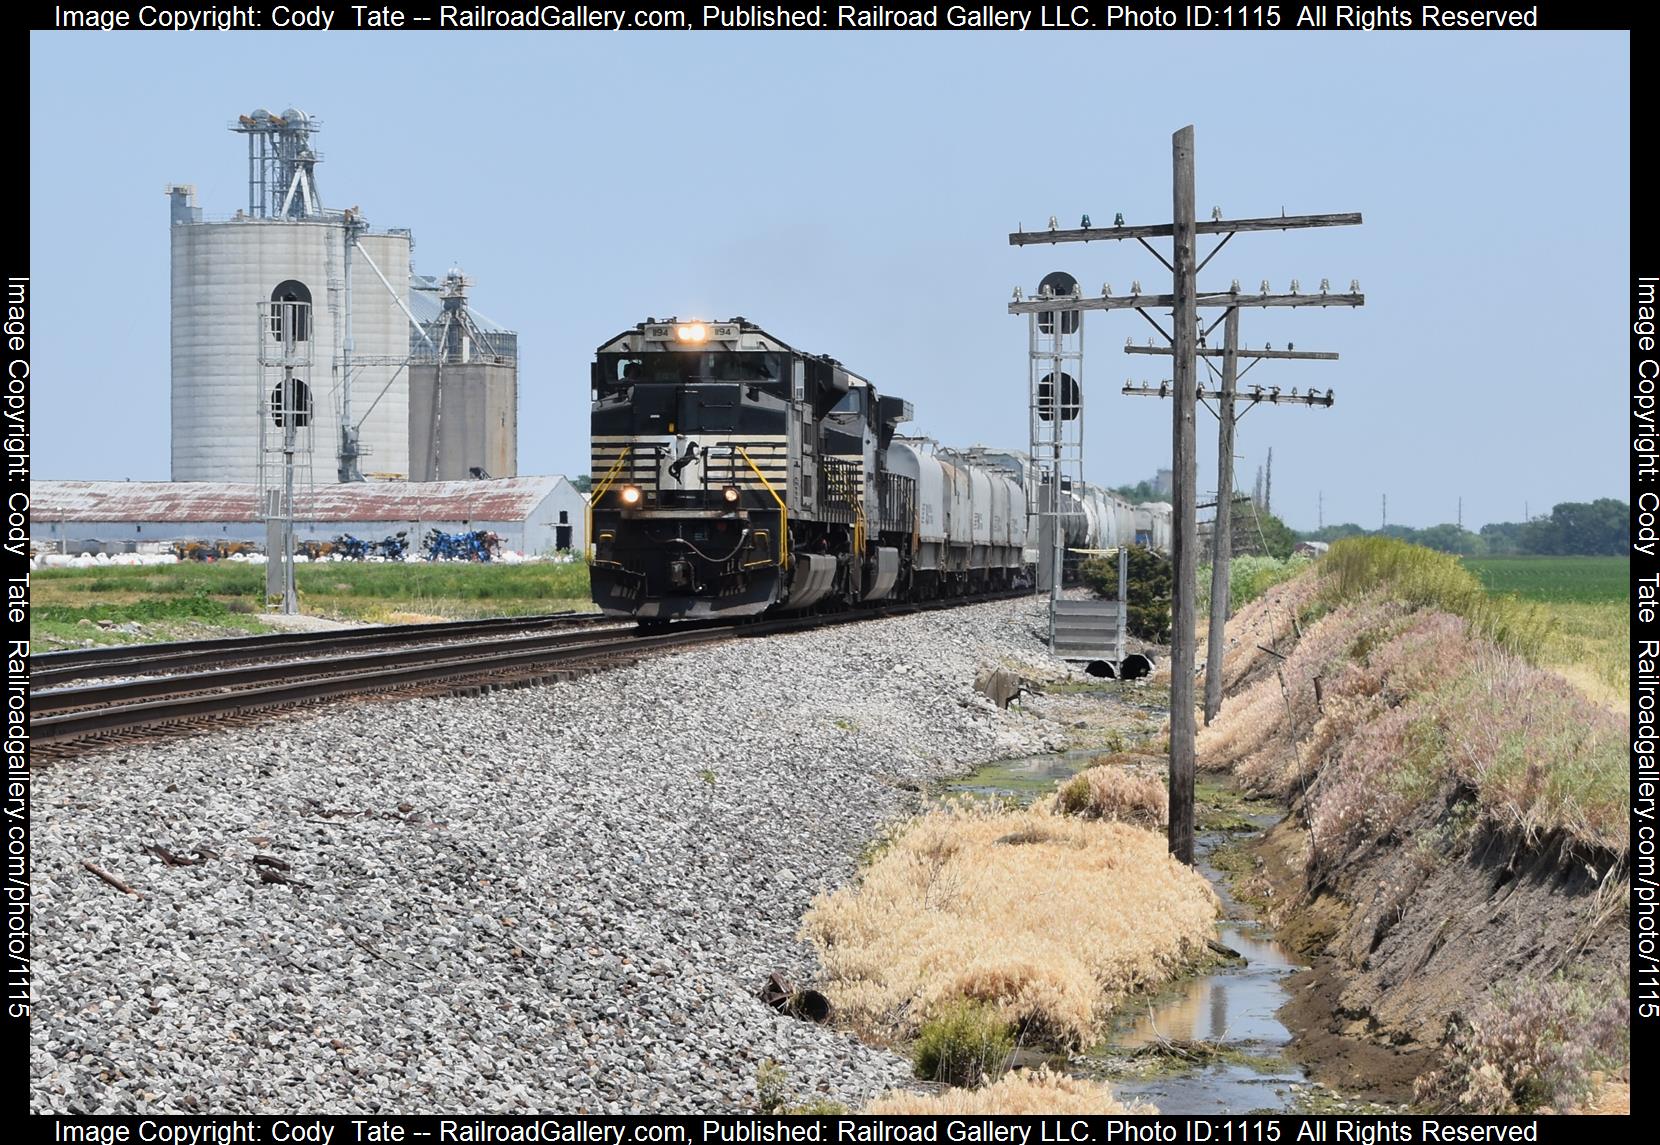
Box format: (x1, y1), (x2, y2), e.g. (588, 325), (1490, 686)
(1299, 499), (1629, 557)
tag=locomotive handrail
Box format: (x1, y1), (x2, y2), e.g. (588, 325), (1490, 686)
(586, 447), (632, 561)
(735, 446), (789, 570)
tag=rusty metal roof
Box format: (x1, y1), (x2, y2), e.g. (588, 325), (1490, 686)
(31, 477), (575, 524)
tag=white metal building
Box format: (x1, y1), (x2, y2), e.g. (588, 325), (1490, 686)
(32, 477), (588, 556)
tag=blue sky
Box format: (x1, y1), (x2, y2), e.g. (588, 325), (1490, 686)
(29, 30), (1628, 530)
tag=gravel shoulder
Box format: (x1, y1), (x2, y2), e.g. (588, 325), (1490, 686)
(31, 598), (1084, 1114)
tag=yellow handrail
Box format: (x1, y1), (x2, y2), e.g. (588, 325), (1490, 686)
(585, 447), (631, 561)
(736, 446), (788, 570)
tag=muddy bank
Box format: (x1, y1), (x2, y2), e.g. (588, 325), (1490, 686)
(1219, 766), (1628, 1106)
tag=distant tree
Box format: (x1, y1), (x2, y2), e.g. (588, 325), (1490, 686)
(1110, 480), (1165, 505)
(1519, 499), (1628, 555)
(1294, 500), (1628, 557)
(1479, 520), (1526, 555)
(1300, 522), (1368, 544)
(1237, 506), (1298, 559)
(571, 474), (593, 493)
(1411, 523), (1487, 556)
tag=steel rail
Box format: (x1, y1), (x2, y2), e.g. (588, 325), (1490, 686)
(32, 610), (610, 687)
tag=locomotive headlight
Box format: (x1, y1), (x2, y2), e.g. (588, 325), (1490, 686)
(722, 485), (740, 503)
(675, 323), (707, 343)
(620, 484), (642, 506)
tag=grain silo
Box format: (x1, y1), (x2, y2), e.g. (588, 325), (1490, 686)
(408, 269), (519, 482)
(169, 108), (412, 483)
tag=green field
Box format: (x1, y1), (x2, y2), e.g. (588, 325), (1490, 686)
(31, 561), (594, 649)
(1461, 555), (1630, 603)
(1460, 555), (1628, 705)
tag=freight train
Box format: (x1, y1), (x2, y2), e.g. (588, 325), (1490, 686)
(586, 316), (1172, 621)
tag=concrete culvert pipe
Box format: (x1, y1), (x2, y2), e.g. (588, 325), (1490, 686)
(1085, 660), (1115, 679)
(1120, 653), (1154, 680)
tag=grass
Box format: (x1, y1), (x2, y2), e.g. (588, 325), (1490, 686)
(1319, 538), (1552, 661)
(913, 1000), (1016, 1086)
(865, 1067), (1146, 1114)
(1199, 543), (1631, 856)
(801, 803), (1218, 1051)
(30, 561), (594, 646)
(1053, 765), (1168, 828)
(1458, 555), (1629, 703)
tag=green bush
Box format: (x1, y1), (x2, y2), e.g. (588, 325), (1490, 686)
(1197, 554), (1311, 616)
(1080, 546), (1171, 643)
(913, 1000), (1016, 1086)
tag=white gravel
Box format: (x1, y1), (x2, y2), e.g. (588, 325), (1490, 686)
(30, 598), (1081, 1114)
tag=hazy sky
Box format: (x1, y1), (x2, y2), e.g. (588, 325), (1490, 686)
(29, 30), (1628, 530)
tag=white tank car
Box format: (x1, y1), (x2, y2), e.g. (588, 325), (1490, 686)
(1114, 493), (1138, 550)
(1134, 501), (1174, 551)
(890, 439), (1030, 593)
(957, 447), (1040, 567)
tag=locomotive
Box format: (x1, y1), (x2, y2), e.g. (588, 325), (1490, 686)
(586, 316), (1172, 622)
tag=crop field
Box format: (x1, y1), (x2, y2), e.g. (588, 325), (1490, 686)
(1462, 555), (1628, 705)
(30, 561), (594, 649)
(1461, 555), (1629, 603)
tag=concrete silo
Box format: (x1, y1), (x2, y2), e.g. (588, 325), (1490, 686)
(169, 108), (412, 483)
(408, 269), (518, 482)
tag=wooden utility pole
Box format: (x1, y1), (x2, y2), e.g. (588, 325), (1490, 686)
(1211, 307), (1240, 727)
(1169, 127), (1200, 866)
(1123, 330), (1339, 726)
(1006, 125), (1363, 864)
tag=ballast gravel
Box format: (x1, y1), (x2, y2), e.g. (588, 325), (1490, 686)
(30, 598), (1087, 1114)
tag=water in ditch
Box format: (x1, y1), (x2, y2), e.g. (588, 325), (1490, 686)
(944, 752), (1342, 1114)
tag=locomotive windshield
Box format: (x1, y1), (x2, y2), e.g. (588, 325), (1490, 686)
(600, 351), (783, 386)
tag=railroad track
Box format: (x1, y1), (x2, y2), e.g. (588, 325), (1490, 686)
(32, 609), (611, 688)
(30, 592), (1024, 758)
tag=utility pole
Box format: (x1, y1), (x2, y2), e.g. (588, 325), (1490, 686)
(1124, 329), (1338, 725)
(1318, 490), (1324, 530)
(1010, 125), (1363, 865)
(1264, 447), (1273, 516)
(1458, 496), (1462, 530)
(1382, 494), (1388, 530)
(1169, 126), (1200, 868)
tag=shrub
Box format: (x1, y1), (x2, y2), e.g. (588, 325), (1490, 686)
(1082, 546), (1171, 643)
(1197, 554), (1311, 616)
(913, 1000), (1016, 1086)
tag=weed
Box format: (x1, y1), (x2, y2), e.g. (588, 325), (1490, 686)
(697, 768), (717, 787)
(755, 1060), (789, 1114)
(1414, 980), (1629, 1113)
(913, 1000), (1016, 1086)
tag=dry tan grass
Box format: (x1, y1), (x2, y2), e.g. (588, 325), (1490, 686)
(1053, 766), (1168, 828)
(1200, 563), (1630, 856)
(865, 1067), (1152, 1114)
(802, 804), (1218, 1049)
